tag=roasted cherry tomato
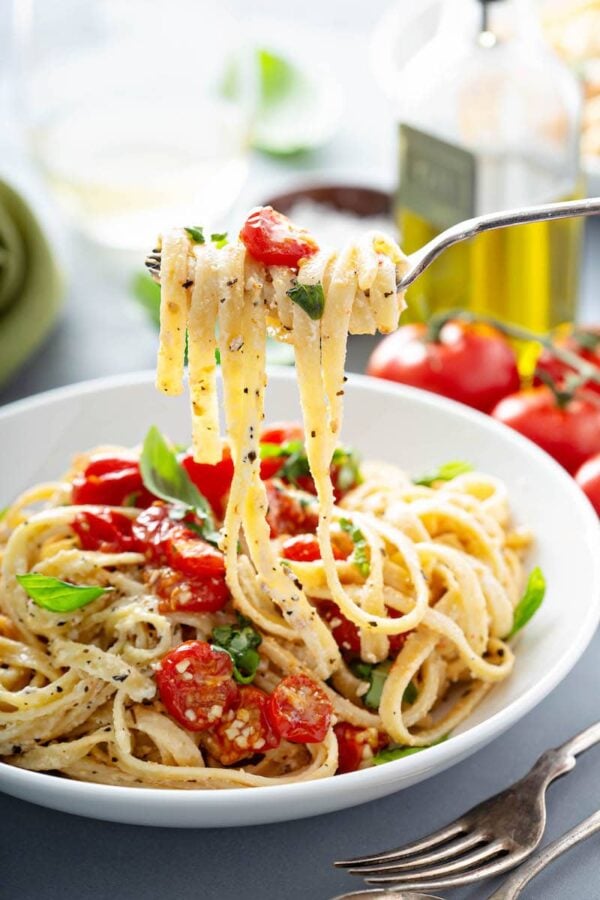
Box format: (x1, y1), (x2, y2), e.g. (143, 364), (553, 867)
(156, 641), (239, 732)
(575, 454), (600, 515)
(280, 533), (352, 563)
(72, 510), (139, 554)
(334, 723), (387, 774)
(71, 455), (155, 508)
(149, 567), (230, 614)
(535, 325), (600, 396)
(492, 386), (600, 475)
(265, 480), (319, 537)
(180, 446), (234, 520)
(240, 207), (319, 268)
(317, 599), (361, 656)
(167, 533), (226, 577)
(367, 321), (520, 413)
(267, 673), (332, 744)
(203, 685), (280, 765)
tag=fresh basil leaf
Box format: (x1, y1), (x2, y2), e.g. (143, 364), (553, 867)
(413, 460), (474, 487)
(364, 661), (391, 709)
(211, 615), (262, 684)
(508, 567), (546, 638)
(185, 226), (205, 244)
(210, 232), (228, 249)
(140, 426), (218, 543)
(339, 518), (370, 578)
(16, 573), (111, 613)
(332, 446), (363, 491)
(286, 282), (325, 320)
(372, 735), (448, 766)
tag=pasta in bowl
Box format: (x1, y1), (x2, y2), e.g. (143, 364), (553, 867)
(0, 370), (598, 825)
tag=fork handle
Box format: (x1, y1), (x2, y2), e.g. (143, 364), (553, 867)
(487, 809), (600, 900)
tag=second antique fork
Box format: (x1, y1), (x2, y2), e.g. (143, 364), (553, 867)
(335, 720), (600, 892)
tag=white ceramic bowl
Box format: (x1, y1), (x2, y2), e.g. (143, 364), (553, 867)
(1, 369), (599, 827)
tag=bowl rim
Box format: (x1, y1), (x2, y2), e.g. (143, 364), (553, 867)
(1, 367), (599, 813)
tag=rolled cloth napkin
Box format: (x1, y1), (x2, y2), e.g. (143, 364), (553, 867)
(0, 178), (63, 387)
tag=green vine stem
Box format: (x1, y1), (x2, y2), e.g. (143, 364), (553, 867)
(428, 310), (600, 389)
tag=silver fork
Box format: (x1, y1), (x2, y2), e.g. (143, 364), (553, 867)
(144, 197), (600, 287)
(334, 720), (600, 892)
(331, 808), (600, 900)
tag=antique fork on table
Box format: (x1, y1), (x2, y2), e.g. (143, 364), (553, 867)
(332, 806), (600, 899)
(144, 197), (600, 287)
(334, 720), (600, 892)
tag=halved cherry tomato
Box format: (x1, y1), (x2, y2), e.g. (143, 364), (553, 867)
(203, 685), (280, 765)
(261, 423), (305, 446)
(265, 480), (319, 537)
(267, 673), (332, 743)
(317, 600), (361, 656)
(492, 386), (600, 475)
(240, 207), (319, 269)
(156, 641), (239, 732)
(71, 455), (155, 508)
(334, 723), (387, 774)
(132, 504), (178, 564)
(148, 567), (230, 614)
(575, 454), (600, 515)
(72, 510), (139, 554)
(535, 325), (600, 396)
(280, 533), (352, 563)
(167, 533), (226, 577)
(367, 321), (520, 413)
(180, 446), (234, 520)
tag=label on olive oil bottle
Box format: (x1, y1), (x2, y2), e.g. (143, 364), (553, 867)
(398, 124), (476, 230)
(395, 123), (581, 331)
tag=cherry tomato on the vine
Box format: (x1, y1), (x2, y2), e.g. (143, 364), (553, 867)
(367, 320), (520, 413)
(492, 386), (600, 475)
(535, 325), (600, 396)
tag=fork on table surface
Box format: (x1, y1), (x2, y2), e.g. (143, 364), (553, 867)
(331, 805), (600, 900)
(334, 720), (600, 893)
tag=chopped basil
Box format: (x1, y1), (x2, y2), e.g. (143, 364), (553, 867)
(211, 615), (262, 684)
(215, 348), (221, 365)
(413, 460), (474, 487)
(286, 282), (325, 320)
(210, 232), (228, 249)
(372, 735), (449, 766)
(331, 446), (362, 491)
(508, 567), (546, 638)
(185, 226), (205, 244)
(140, 426), (219, 544)
(339, 518), (370, 578)
(16, 573), (111, 613)
(351, 659), (417, 710)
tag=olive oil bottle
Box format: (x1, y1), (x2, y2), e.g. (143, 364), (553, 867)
(394, 0), (584, 331)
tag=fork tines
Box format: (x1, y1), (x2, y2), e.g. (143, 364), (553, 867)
(335, 819), (514, 891)
(145, 251), (161, 284)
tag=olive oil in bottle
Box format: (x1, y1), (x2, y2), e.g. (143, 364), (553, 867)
(394, 0), (583, 330)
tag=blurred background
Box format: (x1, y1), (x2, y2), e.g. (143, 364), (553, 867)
(0, 0), (598, 403)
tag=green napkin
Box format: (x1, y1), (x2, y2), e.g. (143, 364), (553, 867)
(0, 179), (64, 386)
